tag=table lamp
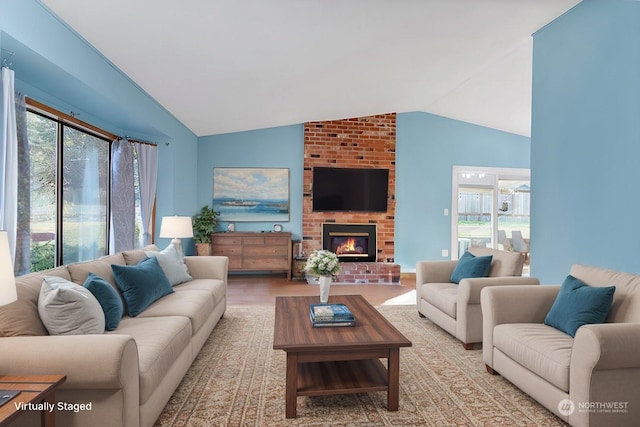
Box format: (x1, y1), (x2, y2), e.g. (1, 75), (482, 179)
(0, 231), (17, 307)
(159, 216), (193, 258)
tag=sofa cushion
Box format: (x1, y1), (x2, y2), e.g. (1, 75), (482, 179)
(38, 276), (105, 335)
(67, 253), (126, 287)
(468, 246), (524, 277)
(173, 278), (226, 306)
(450, 251), (492, 284)
(422, 283), (458, 318)
(108, 315), (191, 404)
(112, 257), (174, 317)
(494, 323), (573, 392)
(83, 273), (124, 331)
(136, 289), (214, 335)
(570, 264), (640, 323)
(145, 244), (192, 286)
(122, 244), (159, 265)
(0, 268), (70, 337)
(0, 271), (64, 337)
(544, 275), (616, 337)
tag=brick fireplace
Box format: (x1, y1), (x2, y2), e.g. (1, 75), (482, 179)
(322, 223), (377, 262)
(301, 113), (396, 262)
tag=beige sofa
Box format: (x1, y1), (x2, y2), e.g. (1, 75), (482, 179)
(482, 264), (640, 426)
(416, 247), (539, 349)
(0, 245), (228, 427)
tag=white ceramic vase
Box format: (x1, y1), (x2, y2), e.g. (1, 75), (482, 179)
(318, 275), (332, 303)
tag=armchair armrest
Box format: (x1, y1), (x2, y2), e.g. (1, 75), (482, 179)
(570, 323), (640, 426)
(481, 284), (560, 367)
(185, 256), (229, 283)
(481, 284), (560, 325)
(573, 323), (640, 370)
(458, 276), (540, 305)
(0, 334), (139, 391)
(416, 260), (458, 306)
(416, 260), (457, 285)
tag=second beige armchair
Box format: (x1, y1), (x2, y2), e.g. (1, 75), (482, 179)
(416, 247), (539, 349)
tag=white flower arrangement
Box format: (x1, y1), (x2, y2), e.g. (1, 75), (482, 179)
(304, 249), (340, 277)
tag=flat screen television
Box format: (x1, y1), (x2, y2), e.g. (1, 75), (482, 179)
(312, 167), (389, 212)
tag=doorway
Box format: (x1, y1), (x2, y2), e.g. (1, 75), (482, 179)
(451, 167), (530, 265)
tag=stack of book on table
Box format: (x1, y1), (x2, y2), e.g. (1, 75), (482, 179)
(309, 303), (356, 327)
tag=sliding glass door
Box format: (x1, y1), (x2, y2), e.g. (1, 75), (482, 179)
(452, 167), (530, 260)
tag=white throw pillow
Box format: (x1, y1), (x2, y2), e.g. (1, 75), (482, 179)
(145, 243), (192, 286)
(38, 276), (105, 335)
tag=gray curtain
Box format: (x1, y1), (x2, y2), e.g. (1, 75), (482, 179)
(14, 93), (30, 275)
(110, 138), (135, 253)
(133, 142), (157, 247)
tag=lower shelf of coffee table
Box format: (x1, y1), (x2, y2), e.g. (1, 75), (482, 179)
(297, 359), (388, 396)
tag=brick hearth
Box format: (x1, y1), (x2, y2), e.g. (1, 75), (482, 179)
(306, 262), (401, 285)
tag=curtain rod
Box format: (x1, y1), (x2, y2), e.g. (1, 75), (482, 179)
(27, 97), (118, 140)
(27, 98), (160, 147)
(125, 137), (159, 147)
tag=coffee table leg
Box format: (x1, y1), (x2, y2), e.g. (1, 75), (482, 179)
(285, 352), (298, 418)
(387, 348), (400, 411)
(42, 392), (56, 427)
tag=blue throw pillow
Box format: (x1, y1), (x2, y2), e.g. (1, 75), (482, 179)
(83, 273), (124, 331)
(111, 257), (174, 317)
(544, 275), (616, 337)
(450, 251), (493, 284)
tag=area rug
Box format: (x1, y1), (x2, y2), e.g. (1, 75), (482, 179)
(155, 305), (567, 426)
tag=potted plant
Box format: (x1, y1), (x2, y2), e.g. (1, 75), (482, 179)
(192, 205), (218, 256)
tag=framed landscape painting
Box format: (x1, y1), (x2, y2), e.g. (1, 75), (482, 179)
(213, 168), (290, 222)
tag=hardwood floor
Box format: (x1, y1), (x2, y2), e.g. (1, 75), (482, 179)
(226, 274), (417, 307)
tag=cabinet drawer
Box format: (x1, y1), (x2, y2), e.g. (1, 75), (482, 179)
(242, 236), (265, 245)
(213, 235), (242, 245)
(227, 257), (242, 270)
(244, 246), (289, 257)
(243, 257), (289, 270)
(266, 236), (290, 246)
(212, 246), (242, 256)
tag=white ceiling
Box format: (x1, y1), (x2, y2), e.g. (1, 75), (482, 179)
(40, 0), (580, 137)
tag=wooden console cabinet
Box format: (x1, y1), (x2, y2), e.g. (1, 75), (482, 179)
(212, 232), (292, 279)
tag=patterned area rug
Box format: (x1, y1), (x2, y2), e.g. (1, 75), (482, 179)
(155, 305), (567, 426)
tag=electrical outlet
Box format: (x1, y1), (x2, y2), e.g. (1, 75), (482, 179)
(443, 208), (449, 216)
(441, 249), (449, 257)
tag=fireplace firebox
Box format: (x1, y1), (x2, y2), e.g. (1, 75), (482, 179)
(322, 223), (377, 262)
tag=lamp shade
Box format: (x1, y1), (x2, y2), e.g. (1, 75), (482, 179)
(0, 231), (17, 306)
(159, 216), (194, 239)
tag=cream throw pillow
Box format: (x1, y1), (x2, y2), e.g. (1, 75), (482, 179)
(145, 244), (192, 286)
(38, 276), (105, 335)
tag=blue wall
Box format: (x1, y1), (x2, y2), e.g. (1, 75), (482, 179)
(200, 113), (530, 271)
(531, 0), (640, 282)
(396, 112), (531, 271)
(197, 125), (305, 241)
(0, 0), (198, 249)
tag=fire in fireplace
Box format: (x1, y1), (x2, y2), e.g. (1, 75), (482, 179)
(322, 223), (377, 262)
(332, 234), (368, 257)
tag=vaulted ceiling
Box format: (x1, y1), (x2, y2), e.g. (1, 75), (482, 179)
(40, 0), (580, 137)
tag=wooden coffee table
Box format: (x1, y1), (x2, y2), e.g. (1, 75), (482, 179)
(273, 295), (412, 418)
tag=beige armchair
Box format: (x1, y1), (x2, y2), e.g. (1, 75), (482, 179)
(416, 247), (539, 349)
(481, 264), (640, 426)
